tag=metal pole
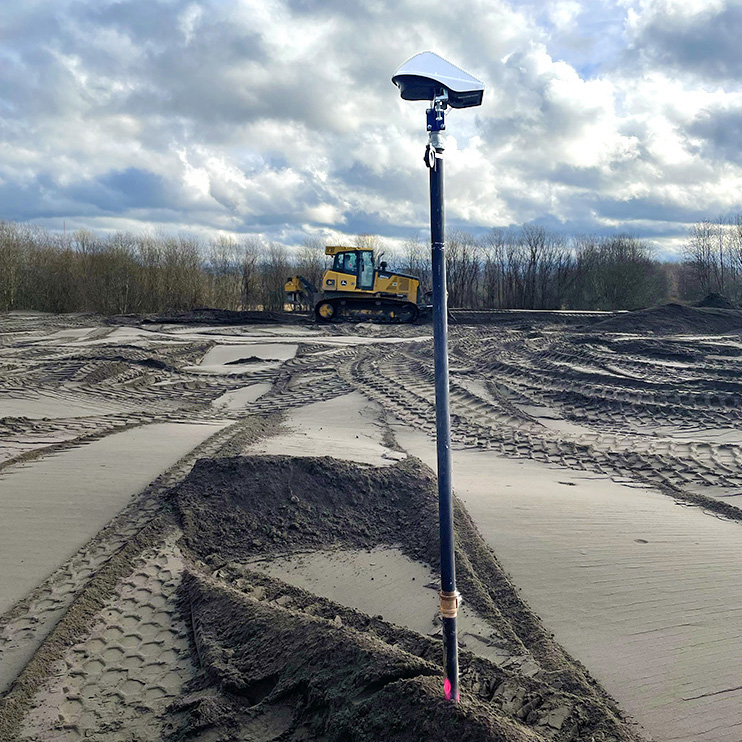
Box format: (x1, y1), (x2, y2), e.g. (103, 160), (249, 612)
(427, 104), (460, 702)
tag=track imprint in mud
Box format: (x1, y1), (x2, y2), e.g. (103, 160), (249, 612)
(20, 532), (195, 742)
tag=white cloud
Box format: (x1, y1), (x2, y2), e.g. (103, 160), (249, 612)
(178, 3), (204, 45)
(303, 203), (345, 224)
(1, 0), (742, 257)
(547, 0), (584, 30)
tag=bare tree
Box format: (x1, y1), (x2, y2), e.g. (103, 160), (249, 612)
(104, 232), (139, 314)
(537, 231), (572, 309)
(573, 235), (663, 310)
(684, 221), (717, 298)
(159, 234), (204, 310)
(208, 236), (241, 310)
(401, 236), (431, 295)
(0, 221), (27, 310)
(520, 225), (546, 309)
(259, 242), (292, 311)
(446, 231), (481, 307)
(728, 215), (742, 302)
(481, 229), (507, 308)
(295, 237), (327, 291)
(134, 234), (163, 312)
(353, 233), (384, 251)
(238, 237), (261, 310)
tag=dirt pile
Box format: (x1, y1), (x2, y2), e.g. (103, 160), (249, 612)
(577, 335), (702, 363)
(224, 355), (277, 364)
(173, 456), (439, 564)
(593, 303), (742, 334)
(171, 573), (544, 742)
(171, 455), (643, 741)
(697, 292), (736, 309)
(171, 456), (582, 679)
(140, 308), (309, 325)
(448, 310), (610, 328)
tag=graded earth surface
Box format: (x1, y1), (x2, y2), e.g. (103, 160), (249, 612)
(1, 305), (742, 741)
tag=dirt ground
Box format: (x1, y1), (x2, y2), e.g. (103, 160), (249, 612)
(1, 305), (742, 741)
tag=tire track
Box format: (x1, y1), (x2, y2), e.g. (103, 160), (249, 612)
(343, 337), (742, 507)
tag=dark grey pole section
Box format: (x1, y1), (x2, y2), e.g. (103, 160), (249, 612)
(392, 52), (482, 702)
(427, 103), (460, 702)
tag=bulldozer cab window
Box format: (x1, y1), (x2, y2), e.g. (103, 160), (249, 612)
(333, 252), (357, 274)
(358, 250), (374, 290)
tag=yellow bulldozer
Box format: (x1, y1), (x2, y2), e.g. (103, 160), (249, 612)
(285, 245), (423, 323)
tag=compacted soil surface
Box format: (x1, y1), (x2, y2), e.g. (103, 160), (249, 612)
(1, 305), (742, 741)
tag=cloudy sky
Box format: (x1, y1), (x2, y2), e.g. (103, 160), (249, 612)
(2, 0), (742, 256)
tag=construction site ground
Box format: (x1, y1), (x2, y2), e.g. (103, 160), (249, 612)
(1, 305), (742, 741)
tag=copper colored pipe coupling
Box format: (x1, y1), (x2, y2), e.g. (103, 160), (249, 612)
(439, 590), (461, 619)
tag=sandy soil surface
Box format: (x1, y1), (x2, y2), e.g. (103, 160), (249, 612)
(0, 420), (228, 615)
(394, 429), (742, 742)
(247, 391), (406, 465)
(2, 304), (742, 741)
(248, 546), (516, 665)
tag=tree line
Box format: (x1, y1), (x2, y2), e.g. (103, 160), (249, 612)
(0, 219), (736, 315)
(402, 227), (671, 311)
(682, 216), (742, 305)
(0, 222), (311, 314)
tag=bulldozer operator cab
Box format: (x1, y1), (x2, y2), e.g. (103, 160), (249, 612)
(331, 249), (375, 290)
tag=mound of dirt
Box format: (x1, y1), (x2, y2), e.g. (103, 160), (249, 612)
(174, 455), (439, 564)
(697, 293), (736, 309)
(448, 310), (610, 328)
(101, 353), (171, 370)
(171, 456), (579, 683)
(141, 308), (310, 325)
(171, 455), (642, 741)
(592, 303), (742, 335)
(172, 573), (544, 742)
(224, 355), (279, 365)
(576, 336), (702, 363)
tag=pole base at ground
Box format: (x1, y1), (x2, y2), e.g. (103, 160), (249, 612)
(442, 615), (460, 702)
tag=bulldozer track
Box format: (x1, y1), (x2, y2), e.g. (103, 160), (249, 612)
(341, 332), (742, 499)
